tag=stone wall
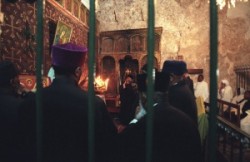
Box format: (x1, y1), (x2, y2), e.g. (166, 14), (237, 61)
(96, 0), (250, 93)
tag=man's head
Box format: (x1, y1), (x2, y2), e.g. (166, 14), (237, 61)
(0, 60), (20, 89)
(124, 75), (133, 85)
(197, 74), (204, 82)
(162, 60), (187, 76)
(137, 72), (170, 109)
(162, 60), (187, 85)
(51, 43), (88, 81)
(244, 90), (250, 100)
(220, 79), (229, 89)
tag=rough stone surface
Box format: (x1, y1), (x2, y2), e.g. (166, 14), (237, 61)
(96, 0), (250, 92)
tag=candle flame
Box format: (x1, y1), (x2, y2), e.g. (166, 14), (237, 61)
(94, 76), (109, 92)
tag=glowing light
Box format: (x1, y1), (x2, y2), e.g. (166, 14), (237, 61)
(94, 76), (109, 93)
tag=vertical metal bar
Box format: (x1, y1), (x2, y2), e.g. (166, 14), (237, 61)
(146, 0), (155, 162)
(88, 0), (95, 162)
(238, 72), (240, 89)
(230, 138), (233, 162)
(243, 70), (246, 89)
(245, 69), (247, 89)
(236, 72), (238, 88)
(248, 70), (250, 90)
(208, 0), (218, 162)
(239, 142), (243, 162)
(36, 0), (44, 162)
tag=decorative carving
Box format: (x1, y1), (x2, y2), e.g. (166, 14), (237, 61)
(22, 21), (35, 56)
(1, 0), (89, 75)
(98, 27), (162, 98)
(141, 55), (158, 70)
(65, 0), (72, 12)
(101, 37), (114, 52)
(115, 37), (129, 52)
(73, 0), (79, 17)
(80, 4), (86, 23)
(55, 0), (63, 6)
(101, 56), (117, 95)
(131, 35), (144, 52)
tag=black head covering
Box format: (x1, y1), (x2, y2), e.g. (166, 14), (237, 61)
(0, 61), (19, 85)
(51, 43), (88, 68)
(124, 74), (134, 80)
(137, 72), (170, 93)
(162, 60), (187, 76)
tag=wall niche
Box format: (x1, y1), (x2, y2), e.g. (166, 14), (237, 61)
(97, 27), (162, 98)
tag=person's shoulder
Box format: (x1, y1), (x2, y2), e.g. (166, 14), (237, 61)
(20, 91), (35, 99)
(95, 94), (106, 103)
(171, 82), (193, 95)
(200, 80), (208, 84)
(156, 104), (196, 126)
(94, 95), (106, 107)
(0, 93), (23, 109)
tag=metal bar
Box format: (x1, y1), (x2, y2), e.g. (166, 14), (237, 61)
(208, 0), (218, 162)
(146, 0), (155, 162)
(88, 0), (96, 162)
(236, 72), (238, 88)
(247, 69), (249, 90)
(36, 0), (44, 162)
(244, 70), (246, 89)
(239, 142), (243, 162)
(230, 138), (233, 162)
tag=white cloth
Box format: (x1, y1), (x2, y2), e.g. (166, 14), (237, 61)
(241, 110), (250, 135)
(219, 79), (233, 102)
(47, 67), (55, 82)
(133, 103), (147, 122)
(220, 85), (233, 102)
(232, 94), (246, 114)
(129, 107), (146, 124)
(232, 94), (244, 104)
(194, 81), (209, 102)
(96, 94), (106, 104)
(129, 101), (159, 124)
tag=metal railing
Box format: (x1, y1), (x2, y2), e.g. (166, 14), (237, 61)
(34, 0), (219, 161)
(217, 116), (250, 162)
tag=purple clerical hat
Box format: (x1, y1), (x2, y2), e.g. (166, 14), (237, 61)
(52, 43), (88, 68)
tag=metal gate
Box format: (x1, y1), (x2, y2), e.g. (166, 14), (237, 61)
(35, 0), (218, 161)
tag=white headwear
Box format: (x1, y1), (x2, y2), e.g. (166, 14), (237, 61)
(221, 79), (229, 86)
